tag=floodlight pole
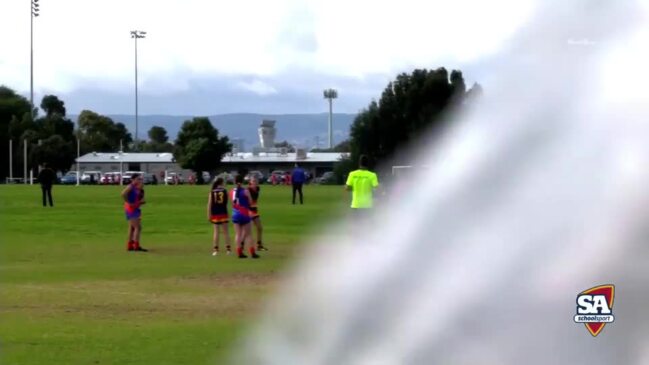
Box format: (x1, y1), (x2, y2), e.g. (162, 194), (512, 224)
(119, 139), (124, 186)
(131, 30), (146, 150)
(9, 140), (13, 182)
(323, 89), (338, 149)
(76, 137), (80, 186)
(75, 116), (81, 186)
(23, 139), (27, 184)
(30, 0), (40, 119)
(328, 98), (333, 148)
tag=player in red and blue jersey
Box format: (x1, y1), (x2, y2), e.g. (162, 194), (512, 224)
(231, 174), (259, 259)
(248, 177), (267, 251)
(207, 177), (232, 255)
(121, 173), (147, 252)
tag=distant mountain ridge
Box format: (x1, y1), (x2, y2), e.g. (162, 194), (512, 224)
(69, 113), (356, 151)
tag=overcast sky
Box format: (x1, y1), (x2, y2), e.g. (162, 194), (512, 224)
(1, 0), (535, 115)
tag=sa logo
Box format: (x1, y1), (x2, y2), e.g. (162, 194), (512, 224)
(574, 284), (615, 337)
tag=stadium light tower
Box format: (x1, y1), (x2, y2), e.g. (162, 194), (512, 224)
(130, 30), (146, 149)
(30, 0), (40, 119)
(323, 88), (338, 149)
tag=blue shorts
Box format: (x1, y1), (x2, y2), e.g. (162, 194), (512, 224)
(232, 213), (251, 225)
(125, 209), (141, 220)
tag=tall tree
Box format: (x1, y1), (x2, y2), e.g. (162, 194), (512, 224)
(77, 110), (132, 153)
(450, 70), (467, 97)
(108, 122), (132, 150)
(141, 141), (174, 153)
(0, 86), (32, 126)
(141, 125), (174, 152)
(36, 115), (75, 141)
(32, 135), (75, 171)
(19, 129), (41, 173)
(174, 117), (231, 183)
(2, 90), (78, 175)
(148, 126), (168, 144)
(33, 94), (76, 171)
(40, 95), (67, 118)
(35, 94), (75, 144)
(336, 68), (480, 181)
(0, 86), (33, 179)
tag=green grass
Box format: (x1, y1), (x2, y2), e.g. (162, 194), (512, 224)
(0, 184), (347, 365)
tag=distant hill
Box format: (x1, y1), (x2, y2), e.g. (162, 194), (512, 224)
(69, 113), (357, 151)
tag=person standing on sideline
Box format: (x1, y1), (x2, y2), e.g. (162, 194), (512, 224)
(291, 163), (306, 204)
(345, 155), (379, 215)
(38, 164), (56, 207)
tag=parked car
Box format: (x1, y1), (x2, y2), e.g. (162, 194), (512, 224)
(215, 172), (235, 184)
(100, 172), (121, 185)
(60, 171), (78, 185)
(315, 171), (336, 184)
(267, 170), (287, 185)
(121, 171), (144, 185)
(143, 173), (157, 185)
(81, 171), (102, 184)
(165, 172), (184, 185)
(244, 170), (265, 184)
(202, 171), (211, 183)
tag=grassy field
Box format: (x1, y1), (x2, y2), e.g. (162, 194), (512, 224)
(0, 184), (347, 365)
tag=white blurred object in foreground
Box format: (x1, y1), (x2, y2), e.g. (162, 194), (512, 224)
(239, 0), (649, 364)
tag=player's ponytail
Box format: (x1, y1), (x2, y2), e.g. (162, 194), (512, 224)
(212, 177), (224, 190)
(235, 174), (244, 185)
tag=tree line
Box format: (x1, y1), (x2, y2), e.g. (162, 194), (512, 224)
(333, 68), (482, 182)
(2, 67), (480, 183)
(0, 86), (230, 183)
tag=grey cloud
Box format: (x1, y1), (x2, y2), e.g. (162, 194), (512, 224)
(33, 61), (485, 117)
(49, 69), (392, 115)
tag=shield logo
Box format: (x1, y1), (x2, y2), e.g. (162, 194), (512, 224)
(575, 284), (615, 337)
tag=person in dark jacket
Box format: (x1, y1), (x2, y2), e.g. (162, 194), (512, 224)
(291, 163), (306, 205)
(38, 164), (56, 207)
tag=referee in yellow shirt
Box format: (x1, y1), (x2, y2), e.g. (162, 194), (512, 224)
(345, 155), (380, 216)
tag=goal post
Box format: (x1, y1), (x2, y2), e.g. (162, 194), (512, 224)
(389, 165), (430, 194)
(391, 165), (431, 181)
(391, 165), (414, 177)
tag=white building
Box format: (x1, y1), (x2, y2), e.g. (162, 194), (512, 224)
(73, 151), (347, 178)
(73, 118), (347, 178)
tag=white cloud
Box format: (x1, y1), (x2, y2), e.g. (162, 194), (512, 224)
(236, 79), (278, 96)
(0, 0), (534, 95)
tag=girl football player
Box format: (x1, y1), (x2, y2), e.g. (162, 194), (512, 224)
(207, 177), (232, 255)
(121, 173), (147, 252)
(248, 177), (267, 251)
(231, 175), (259, 259)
